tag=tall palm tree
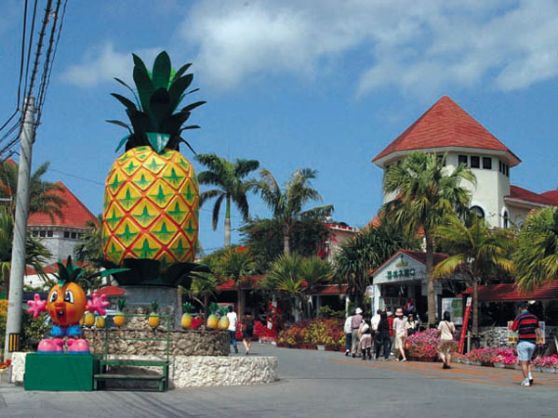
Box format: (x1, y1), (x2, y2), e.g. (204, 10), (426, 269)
(433, 215), (514, 337)
(196, 154), (259, 247)
(514, 207), (558, 291)
(335, 218), (418, 308)
(74, 216), (103, 266)
(256, 168), (333, 255)
(383, 152), (474, 325)
(0, 160), (65, 219)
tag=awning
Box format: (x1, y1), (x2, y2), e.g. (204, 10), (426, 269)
(96, 285), (126, 298)
(462, 281), (558, 302)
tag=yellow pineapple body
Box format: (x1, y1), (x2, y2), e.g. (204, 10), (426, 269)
(113, 313), (126, 328)
(148, 313), (160, 329)
(181, 313), (192, 329)
(218, 316), (229, 330)
(95, 316), (106, 329)
(83, 312), (95, 327)
(102, 146), (199, 266)
(206, 314), (219, 330)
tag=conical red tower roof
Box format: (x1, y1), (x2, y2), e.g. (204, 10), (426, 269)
(373, 96), (520, 167)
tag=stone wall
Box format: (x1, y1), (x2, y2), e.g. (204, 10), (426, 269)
(10, 352), (278, 388)
(83, 328), (229, 357)
(479, 326), (558, 348)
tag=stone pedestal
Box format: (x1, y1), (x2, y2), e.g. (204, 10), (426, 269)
(121, 285), (181, 327)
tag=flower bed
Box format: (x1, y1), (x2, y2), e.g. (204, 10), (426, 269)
(532, 355), (558, 372)
(277, 318), (344, 351)
(405, 329), (440, 362)
(254, 321), (277, 343)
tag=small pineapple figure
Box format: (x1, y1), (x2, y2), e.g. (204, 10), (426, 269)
(113, 299), (126, 328)
(148, 301), (160, 329)
(181, 302), (194, 329)
(218, 307), (229, 330)
(206, 303), (219, 330)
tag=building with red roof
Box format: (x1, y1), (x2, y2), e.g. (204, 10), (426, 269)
(373, 96), (556, 230)
(27, 181), (97, 264)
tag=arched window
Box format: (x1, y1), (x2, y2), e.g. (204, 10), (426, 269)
(503, 211), (509, 228)
(470, 206), (485, 219)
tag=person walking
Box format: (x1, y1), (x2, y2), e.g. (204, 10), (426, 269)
(511, 301), (540, 387)
(358, 319), (373, 360)
(226, 305), (239, 354)
(375, 311), (391, 360)
(387, 310), (394, 357)
(242, 314), (255, 355)
(351, 308), (363, 358)
(437, 311), (456, 369)
(371, 309), (381, 356)
(393, 308), (408, 362)
(344, 314), (353, 356)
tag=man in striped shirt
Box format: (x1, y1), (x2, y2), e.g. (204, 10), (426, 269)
(511, 302), (540, 387)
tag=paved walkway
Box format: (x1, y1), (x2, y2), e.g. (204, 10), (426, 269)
(1, 345), (557, 417)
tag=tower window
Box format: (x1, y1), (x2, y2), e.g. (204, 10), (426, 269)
(47, 230), (53, 237)
(470, 156), (480, 168)
(458, 155), (468, 166)
(482, 157), (492, 170)
(470, 206), (485, 219)
(64, 231), (70, 238)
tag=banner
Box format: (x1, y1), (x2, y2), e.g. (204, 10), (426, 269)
(458, 297), (472, 354)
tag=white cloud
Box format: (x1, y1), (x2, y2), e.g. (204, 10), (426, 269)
(178, 0), (558, 96)
(61, 42), (159, 87)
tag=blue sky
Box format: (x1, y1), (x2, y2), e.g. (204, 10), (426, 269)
(1, 0), (558, 253)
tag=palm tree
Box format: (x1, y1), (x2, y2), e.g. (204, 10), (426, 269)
(383, 152), (475, 325)
(335, 219), (418, 308)
(300, 256), (334, 317)
(196, 154), (259, 247)
(186, 272), (220, 314)
(74, 217), (103, 266)
(0, 160), (65, 219)
(216, 246), (255, 317)
(514, 207), (558, 291)
(433, 215), (514, 337)
(0, 207), (50, 296)
(255, 168), (333, 255)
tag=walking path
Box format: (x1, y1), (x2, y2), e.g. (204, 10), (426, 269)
(1, 345), (557, 417)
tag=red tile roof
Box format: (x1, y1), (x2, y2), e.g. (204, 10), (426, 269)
(462, 281), (558, 302)
(373, 96), (520, 166)
(541, 189), (558, 205)
(27, 181), (97, 228)
(506, 185), (555, 206)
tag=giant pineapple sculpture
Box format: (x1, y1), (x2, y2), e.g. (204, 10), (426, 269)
(102, 52), (205, 285)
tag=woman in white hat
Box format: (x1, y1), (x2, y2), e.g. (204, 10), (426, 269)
(351, 307), (364, 357)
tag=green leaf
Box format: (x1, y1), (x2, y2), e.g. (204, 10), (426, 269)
(132, 54), (155, 112)
(181, 101), (206, 113)
(173, 62), (192, 80)
(149, 88), (171, 129)
(126, 109), (150, 137)
(151, 51), (171, 89)
(115, 135), (130, 153)
(146, 132), (171, 153)
(106, 120), (132, 132)
(110, 93), (137, 112)
(114, 77), (141, 106)
(168, 74), (193, 112)
(180, 138), (197, 155)
(179, 125), (200, 133)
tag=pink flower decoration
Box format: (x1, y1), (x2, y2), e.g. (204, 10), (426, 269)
(26, 293), (47, 318)
(86, 292), (109, 315)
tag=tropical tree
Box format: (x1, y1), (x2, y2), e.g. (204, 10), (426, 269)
(0, 207), (50, 295)
(514, 207), (558, 291)
(433, 215), (514, 337)
(196, 154), (259, 247)
(383, 152), (475, 325)
(240, 216), (330, 272)
(0, 160), (65, 219)
(186, 272), (220, 314)
(335, 218), (418, 308)
(74, 217), (103, 266)
(255, 168), (333, 255)
(214, 246), (255, 317)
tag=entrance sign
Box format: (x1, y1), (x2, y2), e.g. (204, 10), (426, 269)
(386, 268), (415, 280)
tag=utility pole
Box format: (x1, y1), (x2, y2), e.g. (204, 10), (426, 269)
(3, 97), (35, 360)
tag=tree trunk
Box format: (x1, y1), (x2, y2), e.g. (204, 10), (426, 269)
(224, 195), (231, 247)
(425, 233), (436, 326)
(283, 224), (290, 255)
(472, 279), (479, 337)
(237, 285), (245, 319)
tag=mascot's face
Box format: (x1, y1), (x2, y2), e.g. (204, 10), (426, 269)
(46, 282), (87, 327)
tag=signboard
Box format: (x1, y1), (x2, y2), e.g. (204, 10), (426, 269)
(386, 268), (415, 280)
(441, 298), (464, 325)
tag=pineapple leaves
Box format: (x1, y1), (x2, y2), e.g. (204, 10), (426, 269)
(146, 132), (171, 154)
(113, 77), (141, 106)
(181, 101), (206, 113)
(180, 138), (197, 155)
(133, 53), (155, 111)
(173, 62), (192, 80)
(106, 120), (132, 132)
(110, 93), (137, 112)
(149, 88), (171, 129)
(152, 51), (171, 89)
(115, 135), (130, 153)
(168, 74), (193, 112)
